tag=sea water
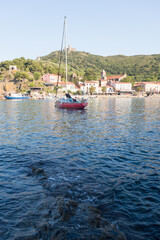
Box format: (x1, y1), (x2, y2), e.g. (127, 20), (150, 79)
(0, 97), (160, 240)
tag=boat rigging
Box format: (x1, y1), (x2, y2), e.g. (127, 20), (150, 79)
(55, 17), (88, 109)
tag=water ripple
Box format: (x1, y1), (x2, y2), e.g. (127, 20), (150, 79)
(0, 97), (160, 239)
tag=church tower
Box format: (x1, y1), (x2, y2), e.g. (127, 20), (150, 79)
(101, 70), (106, 80)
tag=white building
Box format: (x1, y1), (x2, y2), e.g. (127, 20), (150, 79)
(9, 65), (17, 71)
(141, 82), (160, 93)
(79, 83), (87, 94)
(58, 81), (78, 93)
(101, 69), (106, 80)
(99, 79), (108, 87)
(82, 81), (100, 94)
(106, 85), (114, 93)
(110, 81), (132, 92)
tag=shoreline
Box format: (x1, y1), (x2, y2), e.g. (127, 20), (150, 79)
(80, 93), (160, 99)
(1, 93), (160, 100)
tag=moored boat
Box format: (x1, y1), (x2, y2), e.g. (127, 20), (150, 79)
(55, 17), (88, 109)
(5, 93), (30, 100)
(55, 94), (88, 109)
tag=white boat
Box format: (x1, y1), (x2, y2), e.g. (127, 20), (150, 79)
(5, 93), (30, 100)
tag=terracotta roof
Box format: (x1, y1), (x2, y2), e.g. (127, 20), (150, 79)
(113, 81), (131, 84)
(85, 81), (99, 84)
(107, 75), (123, 80)
(142, 82), (160, 85)
(134, 83), (141, 87)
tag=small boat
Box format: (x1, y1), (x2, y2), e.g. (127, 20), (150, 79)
(5, 93), (30, 100)
(55, 17), (88, 109)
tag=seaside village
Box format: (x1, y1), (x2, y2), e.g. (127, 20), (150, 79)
(2, 64), (160, 99)
(39, 69), (160, 98)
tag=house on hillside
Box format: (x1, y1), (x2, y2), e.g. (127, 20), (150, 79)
(42, 73), (61, 84)
(9, 65), (17, 72)
(67, 45), (76, 53)
(71, 72), (83, 81)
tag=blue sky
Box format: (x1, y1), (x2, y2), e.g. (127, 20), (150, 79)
(0, 0), (160, 62)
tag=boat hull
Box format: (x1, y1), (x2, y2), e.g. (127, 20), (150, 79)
(5, 96), (30, 100)
(55, 101), (88, 109)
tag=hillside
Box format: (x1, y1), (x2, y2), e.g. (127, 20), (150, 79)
(0, 51), (160, 94)
(40, 51), (160, 82)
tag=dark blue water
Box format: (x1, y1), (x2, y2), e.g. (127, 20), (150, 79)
(0, 97), (160, 240)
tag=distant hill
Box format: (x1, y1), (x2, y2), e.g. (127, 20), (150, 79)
(0, 52), (160, 86)
(40, 51), (160, 82)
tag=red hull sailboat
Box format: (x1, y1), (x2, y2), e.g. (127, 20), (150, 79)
(55, 99), (88, 109)
(55, 17), (88, 109)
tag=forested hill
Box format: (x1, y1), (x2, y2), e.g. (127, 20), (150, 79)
(40, 51), (160, 82)
(0, 51), (160, 83)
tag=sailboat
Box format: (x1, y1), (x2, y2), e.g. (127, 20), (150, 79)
(55, 17), (88, 109)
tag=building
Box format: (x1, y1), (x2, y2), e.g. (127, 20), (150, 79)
(101, 70), (106, 80)
(64, 45), (76, 53)
(79, 83), (87, 94)
(67, 45), (76, 53)
(110, 81), (132, 92)
(9, 65), (17, 71)
(42, 73), (61, 84)
(141, 82), (160, 93)
(133, 82), (142, 91)
(99, 71), (131, 93)
(79, 81), (100, 94)
(71, 72), (83, 81)
(105, 85), (114, 93)
(99, 79), (108, 87)
(58, 81), (78, 93)
(100, 71), (126, 82)
(107, 73), (127, 82)
(79, 80), (114, 94)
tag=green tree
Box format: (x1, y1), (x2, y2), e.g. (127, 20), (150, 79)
(83, 69), (97, 81)
(33, 72), (41, 80)
(90, 86), (95, 95)
(102, 86), (106, 93)
(14, 71), (30, 81)
(0, 61), (11, 70)
(75, 90), (82, 95)
(137, 86), (142, 92)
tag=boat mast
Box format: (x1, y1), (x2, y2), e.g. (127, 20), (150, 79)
(64, 16), (67, 89)
(56, 17), (65, 96)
